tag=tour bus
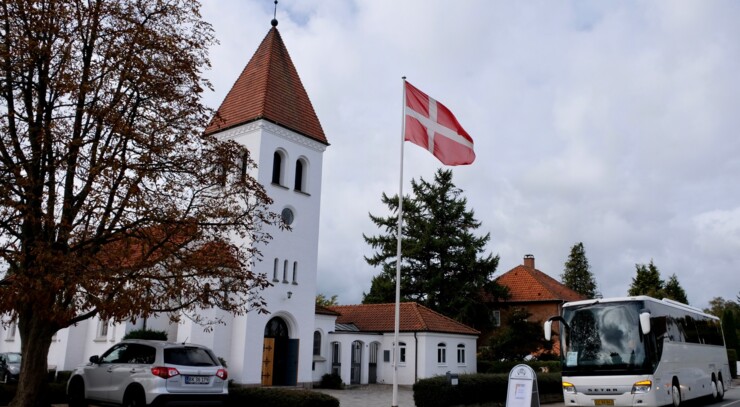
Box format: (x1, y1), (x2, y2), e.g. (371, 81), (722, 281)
(544, 296), (731, 407)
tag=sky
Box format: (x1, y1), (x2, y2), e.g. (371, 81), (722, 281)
(199, 1), (740, 311)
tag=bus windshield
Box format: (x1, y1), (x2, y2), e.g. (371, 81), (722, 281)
(562, 301), (649, 374)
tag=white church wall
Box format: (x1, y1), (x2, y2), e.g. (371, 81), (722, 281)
(311, 313), (336, 383)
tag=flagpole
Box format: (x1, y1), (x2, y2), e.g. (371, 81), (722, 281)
(392, 76), (407, 407)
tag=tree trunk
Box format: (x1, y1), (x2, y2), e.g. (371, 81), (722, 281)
(10, 313), (56, 407)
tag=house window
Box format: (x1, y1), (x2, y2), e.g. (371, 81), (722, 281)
(273, 258), (279, 282)
(398, 341), (406, 364)
(457, 344), (465, 364)
(492, 310), (501, 327)
(294, 159), (305, 191)
(282, 260), (289, 283)
(437, 343), (447, 365)
(313, 331), (321, 356)
(292, 261), (298, 284)
(272, 150), (284, 185)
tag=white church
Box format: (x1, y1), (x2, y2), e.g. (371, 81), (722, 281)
(0, 20), (478, 388)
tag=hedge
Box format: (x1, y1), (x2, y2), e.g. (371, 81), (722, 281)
(226, 387), (339, 407)
(728, 349), (737, 379)
(413, 372), (563, 407)
(1, 383), (339, 407)
(477, 360), (561, 374)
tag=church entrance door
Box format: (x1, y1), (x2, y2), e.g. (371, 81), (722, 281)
(262, 317), (298, 386)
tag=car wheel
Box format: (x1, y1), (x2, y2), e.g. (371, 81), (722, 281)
(67, 377), (88, 407)
(122, 387), (146, 407)
(671, 382), (681, 407)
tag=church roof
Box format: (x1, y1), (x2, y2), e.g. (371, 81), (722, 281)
(327, 302), (479, 336)
(495, 264), (585, 303)
(204, 26), (327, 145)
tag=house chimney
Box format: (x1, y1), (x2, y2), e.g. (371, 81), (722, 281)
(523, 254), (535, 269)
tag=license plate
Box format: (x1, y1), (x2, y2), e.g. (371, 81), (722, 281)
(594, 400), (614, 406)
(184, 376), (210, 384)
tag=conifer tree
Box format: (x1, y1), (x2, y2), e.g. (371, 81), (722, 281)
(561, 242), (597, 298)
(628, 260), (664, 297)
(663, 273), (689, 304)
(362, 169), (506, 329)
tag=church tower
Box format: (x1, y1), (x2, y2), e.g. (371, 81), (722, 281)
(188, 19), (328, 386)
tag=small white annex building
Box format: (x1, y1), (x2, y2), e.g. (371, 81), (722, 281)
(0, 19), (478, 388)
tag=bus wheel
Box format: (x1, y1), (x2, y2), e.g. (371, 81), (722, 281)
(715, 377), (724, 401)
(671, 382), (681, 407)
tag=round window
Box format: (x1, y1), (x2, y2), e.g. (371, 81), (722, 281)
(281, 207), (294, 225)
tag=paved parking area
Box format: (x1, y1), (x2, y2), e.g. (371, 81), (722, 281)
(314, 384), (415, 407)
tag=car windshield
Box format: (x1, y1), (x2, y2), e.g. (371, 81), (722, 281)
(562, 302), (648, 372)
(164, 347), (217, 367)
(6, 354), (21, 363)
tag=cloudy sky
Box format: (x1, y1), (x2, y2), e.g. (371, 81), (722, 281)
(199, 1), (740, 310)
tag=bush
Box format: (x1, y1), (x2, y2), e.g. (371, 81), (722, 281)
(413, 372), (563, 407)
(226, 387), (339, 407)
(476, 360), (561, 374)
(728, 349), (737, 378)
(318, 373), (343, 389)
(123, 329), (168, 340)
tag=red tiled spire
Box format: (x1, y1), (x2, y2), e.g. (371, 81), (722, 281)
(205, 27), (328, 145)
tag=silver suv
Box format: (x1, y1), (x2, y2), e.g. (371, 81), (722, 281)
(67, 339), (228, 407)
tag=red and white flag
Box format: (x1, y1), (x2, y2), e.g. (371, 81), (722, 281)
(404, 81), (475, 166)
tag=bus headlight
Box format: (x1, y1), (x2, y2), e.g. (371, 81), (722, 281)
(631, 380), (652, 394)
(563, 382), (576, 394)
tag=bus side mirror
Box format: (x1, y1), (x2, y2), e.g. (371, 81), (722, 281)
(639, 311), (651, 335)
(544, 320), (552, 341)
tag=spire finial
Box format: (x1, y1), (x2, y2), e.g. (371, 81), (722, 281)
(271, 0), (278, 27)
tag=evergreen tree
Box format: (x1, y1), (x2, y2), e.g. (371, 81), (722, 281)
(362, 169), (506, 329)
(627, 260), (664, 297)
(561, 242), (597, 298)
(663, 274), (689, 304)
(722, 309), (738, 352)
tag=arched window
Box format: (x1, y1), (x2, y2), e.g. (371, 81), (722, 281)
(313, 331), (321, 356)
(437, 343), (447, 364)
(282, 260), (289, 283)
(272, 151), (283, 185)
(97, 319), (109, 339)
(240, 152), (249, 182)
(273, 258), (279, 282)
(292, 261), (298, 284)
(264, 317), (289, 338)
(294, 159), (304, 191)
(457, 344), (465, 364)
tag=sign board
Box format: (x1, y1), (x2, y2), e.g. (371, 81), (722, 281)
(505, 364), (540, 407)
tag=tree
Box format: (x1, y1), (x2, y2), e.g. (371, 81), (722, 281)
(482, 308), (553, 361)
(0, 2), (277, 405)
(561, 242), (597, 298)
(705, 297), (740, 318)
(362, 169), (506, 330)
(316, 294), (339, 307)
(627, 260), (664, 298)
(721, 309), (738, 353)
(662, 273), (688, 304)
